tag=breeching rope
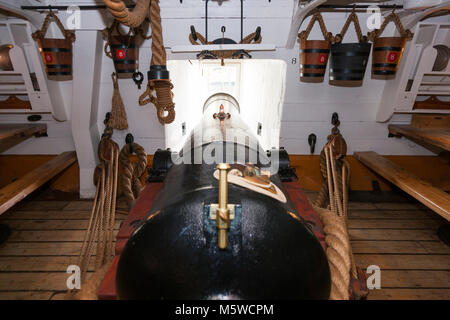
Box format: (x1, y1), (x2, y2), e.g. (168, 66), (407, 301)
(313, 128), (360, 300)
(71, 117), (147, 299)
(119, 140), (148, 207)
(77, 123), (120, 284)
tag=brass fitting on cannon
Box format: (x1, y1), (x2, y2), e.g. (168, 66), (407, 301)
(216, 163), (230, 249)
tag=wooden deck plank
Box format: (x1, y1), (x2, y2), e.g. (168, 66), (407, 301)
(348, 209), (438, 220)
(0, 151), (77, 215)
(0, 272), (86, 291)
(388, 124), (450, 152)
(12, 201), (70, 212)
(0, 210), (127, 220)
(0, 123), (47, 153)
(367, 288), (450, 300)
(349, 229), (439, 241)
(8, 230), (118, 242)
(380, 270), (450, 288)
(0, 197), (449, 300)
(0, 291), (54, 300)
(348, 219), (441, 229)
(3, 219), (122, 230)
(351, 240), (450, 254)
(354, 151), (450, 221)
(0, 256), (95, 272)
(0, 242), (83, 256)
(354, 254), (450, 270)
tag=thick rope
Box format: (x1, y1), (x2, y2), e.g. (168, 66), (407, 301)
(313, 204), (351, 300)
(119, 142), (147, 207)
(103, 0), (175, 125)
(138, 0), (176, 125)
(368, 12), (413, 42)
(76, 127), (119, 286)
(298, 12), (333, 42)
(314, 133), (360, 300)
(109, 72), (129, 130)
(103, 0), (150, 29)
(333, 11), (364, 43)
(32, 11), (76, 42)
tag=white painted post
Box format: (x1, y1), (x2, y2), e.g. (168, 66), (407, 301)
(70, 31), (103, 198)
(285, 0), (327, 49)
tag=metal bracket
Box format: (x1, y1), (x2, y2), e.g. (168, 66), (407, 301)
(209, 203), (237, 221)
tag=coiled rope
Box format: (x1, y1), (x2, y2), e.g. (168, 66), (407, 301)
(119, 142), (147, 207)
(103, 0), (175, 125)
(313, 132), (359, 300)
(76, 122), (119, 287)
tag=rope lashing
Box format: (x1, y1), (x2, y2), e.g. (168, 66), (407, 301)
(103, 0), (150, 28)
(333, 11), (367, 44)
(367, 12), (413, 42)
(103, 0), (175, 125)
(313, 121), (363, 300)
(77, 121), (119, 285)
(32, 11), (76, 43)
(138, 0), (176, 125)
(119, 134), (147, 207)
(298, 11), (333, 42)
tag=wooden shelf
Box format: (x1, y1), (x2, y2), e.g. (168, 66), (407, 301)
(0, 151), (77, 215)
(0, 123), (47, 153)
(354, 151), (450, 221)
(388, 124), (450, 152)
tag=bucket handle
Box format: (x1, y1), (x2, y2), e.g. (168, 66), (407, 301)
(368, 12), (413, 41)
(102, 20), (138, 60)
(298, 12), (333, 43)
(32, 12), (76, 43)
(334, 12), (366, 44)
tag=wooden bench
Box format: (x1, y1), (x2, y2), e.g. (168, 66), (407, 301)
(0, 151), (77, 215)
(0, 123), (47, 153)
(388, 124), (450, 152)
(354, 151), (450, 221)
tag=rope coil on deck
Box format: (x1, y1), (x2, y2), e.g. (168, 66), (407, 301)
(314, 129), (363, 300)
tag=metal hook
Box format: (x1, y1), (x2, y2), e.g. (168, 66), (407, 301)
(125, 133), (134, 153)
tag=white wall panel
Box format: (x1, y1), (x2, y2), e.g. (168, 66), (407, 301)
(1, 0), (441, 157)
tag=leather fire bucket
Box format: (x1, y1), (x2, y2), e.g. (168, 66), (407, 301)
(368, 12), (413, 79)
(298, 12), (333, 83)
(104, 21), (140, 79)
(32, 12), (76, 81)
(329, 12), (371, 87)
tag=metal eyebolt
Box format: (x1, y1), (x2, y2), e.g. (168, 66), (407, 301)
(126, 133), (134, 153)
(190, 25), (197, 41)
(254, 26), (261, 41)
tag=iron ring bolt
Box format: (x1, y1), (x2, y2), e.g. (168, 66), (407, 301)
(132, 71), (144, 89)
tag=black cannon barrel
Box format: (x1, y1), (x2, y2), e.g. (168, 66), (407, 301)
(115, 141), (331, 299)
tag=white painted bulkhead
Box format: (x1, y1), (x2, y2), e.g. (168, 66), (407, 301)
(0, 0), (448, 197)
